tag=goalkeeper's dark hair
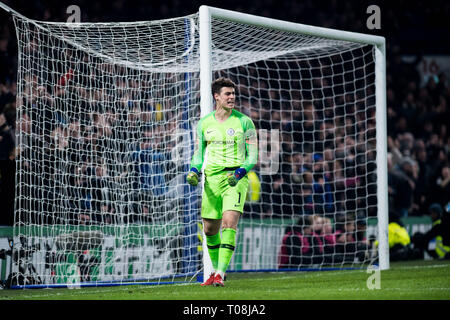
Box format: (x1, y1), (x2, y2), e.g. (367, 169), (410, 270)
(211, 77), (236, 96)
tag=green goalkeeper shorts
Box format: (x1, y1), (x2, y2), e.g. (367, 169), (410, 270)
(201, 170), (249, 220)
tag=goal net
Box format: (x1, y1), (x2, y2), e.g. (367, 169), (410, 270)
(204, 11), (388, 274)
(8, 5), (387, 288)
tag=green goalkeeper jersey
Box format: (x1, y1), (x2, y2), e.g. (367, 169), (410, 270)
(190, 109), (258, 176)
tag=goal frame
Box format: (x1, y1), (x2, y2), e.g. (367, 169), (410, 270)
(198, 5), (389, 280)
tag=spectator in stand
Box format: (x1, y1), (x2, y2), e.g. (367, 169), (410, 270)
(334, 213), (357, 263)
(130, 129), (169, 196)
(412, 139), (432, 215)
(429, 164), (450, 208)
(398, 156), (419, 212)
(265, 173), (293, 217)
(387, 152), (414, 217)
(321, 217), (336, 264)
(278, 215), (324, 269)
(412, 203), (450, 259)
(129, 128), (172, 222)
(0, 83), (16, 114)
(311, 214), (324, 237)
(87, 163), (116, 224)
(0, 152), (14, 226)
(290, 152), (306, 191)
(355, 210), (370, 261)
(385, 210), (422, 261)
(311, 214), (327, 262)
(311, 153), (334, 215)
(0, 113), (13, 160)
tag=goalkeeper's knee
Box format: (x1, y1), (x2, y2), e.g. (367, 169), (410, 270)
(186, 167), (200, 186)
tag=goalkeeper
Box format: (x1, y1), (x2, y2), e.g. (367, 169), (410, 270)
(187, 77), (258, 287)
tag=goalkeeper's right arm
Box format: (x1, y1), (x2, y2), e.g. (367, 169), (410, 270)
(187, 167), (200, 186)
(187, 120), (205, 187)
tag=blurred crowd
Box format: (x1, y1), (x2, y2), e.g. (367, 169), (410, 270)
(0, 0), (449, 229)
(278, 213), (370, 267)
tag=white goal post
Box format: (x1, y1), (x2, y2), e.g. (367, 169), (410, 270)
(1, 2), (388, 289)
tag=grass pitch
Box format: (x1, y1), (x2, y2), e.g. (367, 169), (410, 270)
(0, 260), (449, 300)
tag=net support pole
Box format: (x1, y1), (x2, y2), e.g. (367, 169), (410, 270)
(199, 5), (214, 280)
(375, 43), (389, 271)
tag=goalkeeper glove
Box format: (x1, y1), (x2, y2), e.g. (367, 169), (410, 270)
(227, 168), (247, 187)
(186, 167), (200, 186)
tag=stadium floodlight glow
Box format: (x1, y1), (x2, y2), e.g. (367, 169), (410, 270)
(0, 2), (388, 289)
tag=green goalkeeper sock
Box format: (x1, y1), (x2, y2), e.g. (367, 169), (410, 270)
(206, 232), (221, 271)
(217, 228), (237, 275)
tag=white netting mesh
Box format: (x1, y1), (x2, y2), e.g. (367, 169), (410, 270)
(13, 15), (202, 286)
(11, 11), (380, 287)
(209, 16), (378, 271)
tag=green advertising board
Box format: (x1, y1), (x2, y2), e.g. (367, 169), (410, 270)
(0, 215), (433, 283)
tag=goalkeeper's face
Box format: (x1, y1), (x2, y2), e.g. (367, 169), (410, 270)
(215, 87), (235, 110)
